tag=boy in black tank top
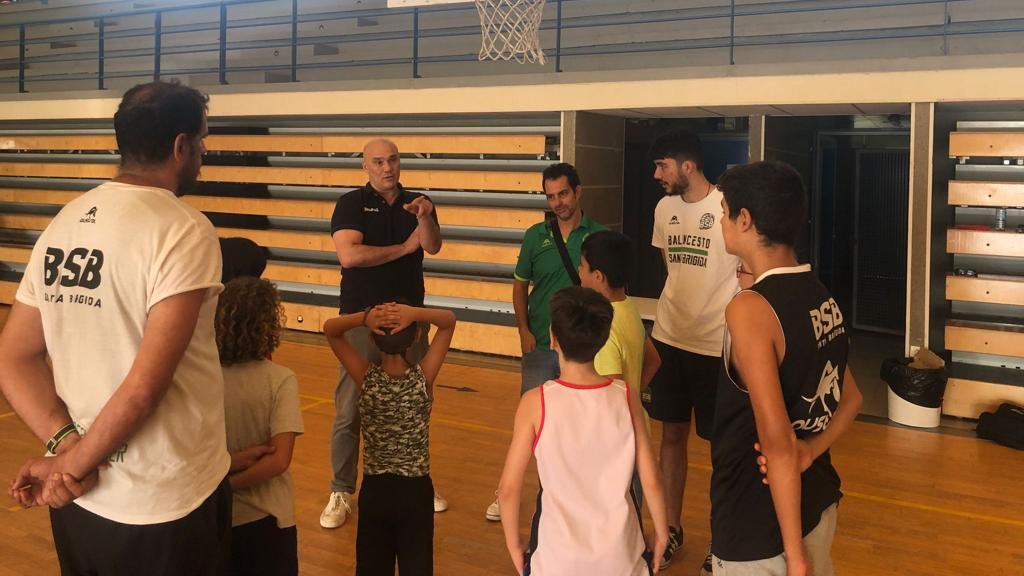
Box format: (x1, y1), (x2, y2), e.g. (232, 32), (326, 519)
(710, 161), (863, 576)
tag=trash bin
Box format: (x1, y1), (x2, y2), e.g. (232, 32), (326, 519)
(880, 349), (947, 428)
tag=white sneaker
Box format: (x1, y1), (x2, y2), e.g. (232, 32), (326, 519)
(432, 487), (448, 510)
(433, 492), (449, 513)
(485, 497), (501, 521)
(320, 491), (352, 528)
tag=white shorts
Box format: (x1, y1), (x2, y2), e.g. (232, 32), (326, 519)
(711, 503), (838, 576)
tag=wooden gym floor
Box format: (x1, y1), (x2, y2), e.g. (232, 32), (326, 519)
(1, 333), (1022, 575)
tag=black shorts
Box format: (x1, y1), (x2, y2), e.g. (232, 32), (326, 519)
(641, 338), (720, 439)
(230, 515), (297, 576)
(50, 477), (232, 576)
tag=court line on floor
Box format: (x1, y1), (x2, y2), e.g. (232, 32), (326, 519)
(296, 391), (511, 435)
(433, 416), (510, 436)
(290, 393), (1024, 526)
(685, 462), (1024, 529)
(300, 399), (331, 412)
(9, 394), (1007, 527)
(841, 490), (1024, 528)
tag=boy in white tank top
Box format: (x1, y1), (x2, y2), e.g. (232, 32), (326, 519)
(497, 286), (670, 575)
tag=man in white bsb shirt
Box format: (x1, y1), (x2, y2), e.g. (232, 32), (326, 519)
(0, 80), (231, 575)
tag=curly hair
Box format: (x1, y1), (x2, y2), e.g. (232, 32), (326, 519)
(215, 277), (284, 365)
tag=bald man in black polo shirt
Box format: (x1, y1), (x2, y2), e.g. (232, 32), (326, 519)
(320, 138), (444, 529)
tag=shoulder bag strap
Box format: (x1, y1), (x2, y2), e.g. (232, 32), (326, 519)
(548, 214), (581, 286)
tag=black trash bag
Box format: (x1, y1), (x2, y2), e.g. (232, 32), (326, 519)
(977, 403), (1024, 450)
(880, 357), (947, 409)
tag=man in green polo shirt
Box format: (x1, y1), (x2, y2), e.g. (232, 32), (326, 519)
(485, 162), (605, 522)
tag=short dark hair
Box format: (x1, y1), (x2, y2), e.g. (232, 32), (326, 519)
(650, 130), (703, 171)
(581, 230), (633, 290)
(549, 286), (613, 364)
(371, 323), (418, 355)
(114, 80), (208, 167)
(369, 299), (418, 355)
(219, 237), (269, 283)
(718, 160), (807, 248)
(542, 162), (581, 191)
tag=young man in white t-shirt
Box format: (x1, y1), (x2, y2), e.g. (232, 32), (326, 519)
(0, 81), (232, 575)
(645, 130), (740, 573)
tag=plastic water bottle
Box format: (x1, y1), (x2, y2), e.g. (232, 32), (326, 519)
(995, 208), (1007, 231)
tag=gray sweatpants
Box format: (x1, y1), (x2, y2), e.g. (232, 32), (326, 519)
(329, 325), (429, 493)
(711, 503), (838, 576)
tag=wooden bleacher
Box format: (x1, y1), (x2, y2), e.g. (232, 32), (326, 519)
(946, 228), (1022, 258)
(944, 128), (1024, 417)
(0, 133), (548, 156)
(949, 131), (1024, 159)
(945, 274), (1024, 307)
(0, 279), (15, 305)
(0, 160), (542, 192)
(0, 119), (561, 358)
(948, 180), (1024, 208)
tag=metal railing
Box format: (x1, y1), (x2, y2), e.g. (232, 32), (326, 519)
(0, 0), (1014, 91)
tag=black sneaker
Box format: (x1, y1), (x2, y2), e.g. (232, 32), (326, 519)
(698, 543), (713, 575)
(660, 526), (683, 570)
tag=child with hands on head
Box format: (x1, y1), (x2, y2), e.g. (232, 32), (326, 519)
(323, 301), (456, 576)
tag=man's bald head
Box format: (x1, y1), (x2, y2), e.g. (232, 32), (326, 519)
(362, 138), (401, 195)
(363, 138), (398, 158)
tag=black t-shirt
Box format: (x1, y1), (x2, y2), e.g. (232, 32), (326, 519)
(710, 266), (849, 561)
(330, 183), (437, 313)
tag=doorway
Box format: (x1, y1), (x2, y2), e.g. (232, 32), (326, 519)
(814, 131), (910, 334)
(767, 116), (911, 417)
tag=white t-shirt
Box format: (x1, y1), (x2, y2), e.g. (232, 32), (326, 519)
(15, 181), (229, 525)
(651, 188), (740, 356)
(223, 360), (304, 529)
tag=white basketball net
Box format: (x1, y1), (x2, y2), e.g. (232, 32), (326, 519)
(474, 0), (546, 65)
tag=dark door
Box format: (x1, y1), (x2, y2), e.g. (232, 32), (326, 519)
(853, 149), (909, 333)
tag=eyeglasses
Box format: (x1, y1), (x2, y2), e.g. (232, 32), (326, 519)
(736, 265), (753, 276)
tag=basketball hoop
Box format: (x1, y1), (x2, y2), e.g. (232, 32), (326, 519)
(474, 0), (546, 65)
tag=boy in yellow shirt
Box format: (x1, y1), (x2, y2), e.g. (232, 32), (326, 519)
(579, 230), (661, 392)
(579, 230), (661, 509)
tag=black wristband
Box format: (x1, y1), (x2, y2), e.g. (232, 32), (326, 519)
(46, 422), (78, 455)
(362, 305), (373, 328)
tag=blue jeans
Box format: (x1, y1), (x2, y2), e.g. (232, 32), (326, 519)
(520, 348), (559, 395)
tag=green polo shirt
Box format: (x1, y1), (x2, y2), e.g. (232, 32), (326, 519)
(514, 214), (605, 348)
